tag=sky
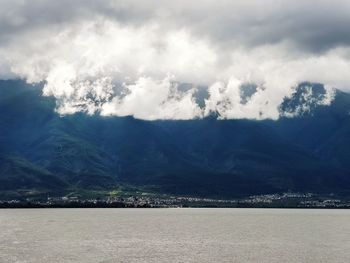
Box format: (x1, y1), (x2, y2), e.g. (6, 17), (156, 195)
(0, 0), (349, 120)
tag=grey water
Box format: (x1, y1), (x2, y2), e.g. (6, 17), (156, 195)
(0, 208), (349, 263)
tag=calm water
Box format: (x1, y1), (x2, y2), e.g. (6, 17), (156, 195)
(0, 208), (349, 263)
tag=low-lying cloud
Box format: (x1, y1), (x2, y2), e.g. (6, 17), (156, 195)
(0, 0), (349, 120)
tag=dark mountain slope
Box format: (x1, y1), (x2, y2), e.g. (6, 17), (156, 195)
(0, 80), (349, 197)
(271, 84), (350, 172)
(0, 150), (67, 191)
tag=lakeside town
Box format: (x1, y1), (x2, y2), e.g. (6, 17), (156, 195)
(1, 192), (350, 208)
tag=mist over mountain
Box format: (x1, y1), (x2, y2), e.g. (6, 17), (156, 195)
(1, 80), (349, 198)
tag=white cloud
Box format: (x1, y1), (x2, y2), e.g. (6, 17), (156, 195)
(0, 1), (349, 120)
(101, 77), (203, 120)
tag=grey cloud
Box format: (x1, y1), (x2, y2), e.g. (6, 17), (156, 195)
(0, 0), (349, 120)
(1, 0), (350, 54)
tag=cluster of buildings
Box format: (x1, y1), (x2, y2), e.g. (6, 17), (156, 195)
(0, 192), (349, 208)
(299, 199), (349, 208)
(241, 192), (313, 204)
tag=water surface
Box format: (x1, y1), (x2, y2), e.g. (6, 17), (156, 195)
(0, 208), (349, 262)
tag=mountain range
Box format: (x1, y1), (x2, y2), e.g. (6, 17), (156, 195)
(1, 80), (350, 199)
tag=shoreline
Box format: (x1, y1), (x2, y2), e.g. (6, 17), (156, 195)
(1, 202), (349, 209)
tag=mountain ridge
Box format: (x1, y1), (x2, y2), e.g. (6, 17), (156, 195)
(0, 79), (349, 198)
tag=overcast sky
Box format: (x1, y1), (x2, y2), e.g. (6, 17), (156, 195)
(0, 0), (349, 119)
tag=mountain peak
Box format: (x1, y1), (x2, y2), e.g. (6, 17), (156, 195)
(279, 82), (336, 117)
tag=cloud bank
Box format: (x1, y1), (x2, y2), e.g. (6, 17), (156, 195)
(0, 0), (349, 120)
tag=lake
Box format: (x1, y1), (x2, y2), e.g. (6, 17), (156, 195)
(0, 208), (349, 262)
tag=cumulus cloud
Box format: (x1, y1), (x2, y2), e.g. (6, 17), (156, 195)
(0, 0), (350, 120)
(101, 77), (203, 120)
